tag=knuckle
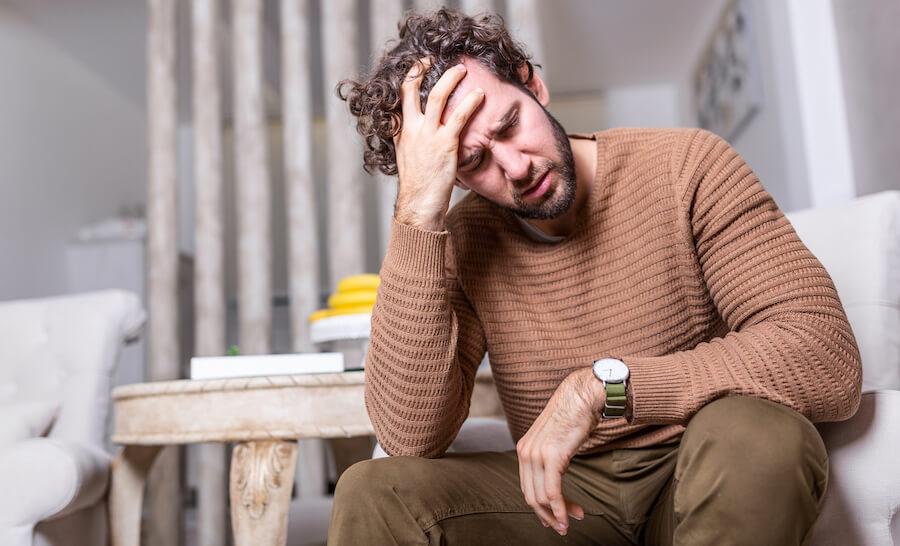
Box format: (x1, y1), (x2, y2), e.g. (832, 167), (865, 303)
(540, 445), (560, 460)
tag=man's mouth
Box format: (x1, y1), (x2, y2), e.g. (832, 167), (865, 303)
(520, 169), (551, 199)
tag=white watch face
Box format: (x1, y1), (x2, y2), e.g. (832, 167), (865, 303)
(592, 358), (629, 383)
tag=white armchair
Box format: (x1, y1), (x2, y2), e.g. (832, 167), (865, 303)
(371, 190), (900, 546)
(0, 290), (145, 546)
(791, 191), (900, 546)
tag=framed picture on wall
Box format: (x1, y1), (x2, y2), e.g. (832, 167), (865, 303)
(693, 0), (763, 141)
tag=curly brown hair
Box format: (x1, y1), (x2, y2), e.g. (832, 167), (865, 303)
(336, 7), (539, 176)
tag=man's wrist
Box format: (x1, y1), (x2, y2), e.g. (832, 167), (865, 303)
(394, 207), (446, 232)
(394, 190), (452, 232)
(585, 368), (608, 415)
(594, 381), (608, 416)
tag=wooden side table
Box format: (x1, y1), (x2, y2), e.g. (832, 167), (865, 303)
(108, 370), (502, 545)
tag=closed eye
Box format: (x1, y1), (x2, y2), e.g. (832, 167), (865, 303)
(498, 112), (519, 137)
(466, 150), (486, 172)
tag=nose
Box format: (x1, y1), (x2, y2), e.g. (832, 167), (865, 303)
(492, 142), (531, 185)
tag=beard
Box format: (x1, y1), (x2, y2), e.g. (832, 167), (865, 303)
(505, 103), (577, 220)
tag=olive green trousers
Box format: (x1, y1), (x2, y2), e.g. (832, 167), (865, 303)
(328, 396), (829, 545)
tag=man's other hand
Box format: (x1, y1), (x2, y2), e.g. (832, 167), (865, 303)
(516, 367), (606, 536)
(393, 57), (484, 231)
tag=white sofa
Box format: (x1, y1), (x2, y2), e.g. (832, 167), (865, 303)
(0, 290), (145, 546)
(371, 190), (900, 545)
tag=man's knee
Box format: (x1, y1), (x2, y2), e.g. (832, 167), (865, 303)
(678, 395), (828, 490)
(334, 458), (378, 505)
(330, 456), (445, 544)
(671, 396), (829, 543)
(687, 396), (822, 453)
(335, 457), (396, 506)
(333, 455), (435, 510)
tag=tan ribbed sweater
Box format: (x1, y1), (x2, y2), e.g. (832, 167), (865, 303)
(366, 127), (862, 458)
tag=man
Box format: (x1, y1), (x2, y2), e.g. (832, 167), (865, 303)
(328, 8), (861, 545)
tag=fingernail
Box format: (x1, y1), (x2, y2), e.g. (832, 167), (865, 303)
(456, 63), (465, 70)
(555, 522), (567, 532)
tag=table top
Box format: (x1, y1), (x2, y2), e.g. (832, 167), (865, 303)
(112, 369), (501, 446)
(113, 370), (368, 400)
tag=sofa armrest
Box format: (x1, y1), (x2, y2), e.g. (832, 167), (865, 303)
(809, 390), (900, 546)
(0, 438), (111, 527)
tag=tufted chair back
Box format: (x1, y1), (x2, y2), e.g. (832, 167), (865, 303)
(0, 290), (145, 447)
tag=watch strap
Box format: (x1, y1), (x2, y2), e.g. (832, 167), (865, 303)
(602, 381), (627, 419)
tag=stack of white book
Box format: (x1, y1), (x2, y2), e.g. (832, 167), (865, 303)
(190, 352), (345, 380)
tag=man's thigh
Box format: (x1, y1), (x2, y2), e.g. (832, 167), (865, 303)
(331, 449), (657, 545)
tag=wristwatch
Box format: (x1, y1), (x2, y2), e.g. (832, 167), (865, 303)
(591, 357), (630, 419)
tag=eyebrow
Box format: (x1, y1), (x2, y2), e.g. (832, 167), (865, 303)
(459, 103), (519, 170)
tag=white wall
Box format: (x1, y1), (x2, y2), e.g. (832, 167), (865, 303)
(782, 0), (854, 207)
(676, 0), (812, 212)
(674, 0), (870, 213)
(604, 84), (680, 129)
(0, 7), (147, 300)
(548, 92), (607, 135)
(832, 0), (900, 198)
(725, 0), (811, 212)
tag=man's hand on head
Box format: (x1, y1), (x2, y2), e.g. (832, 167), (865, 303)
(393, 57), (484, 232)
(516, 367), (606, 536)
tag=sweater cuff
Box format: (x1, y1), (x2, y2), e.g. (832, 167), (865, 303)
(383, 218), (450, 279)
(624, 353), (694, 426)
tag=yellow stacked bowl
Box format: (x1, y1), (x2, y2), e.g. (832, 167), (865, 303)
(308, 274), (380, 323)
(308, 274), (380, 371)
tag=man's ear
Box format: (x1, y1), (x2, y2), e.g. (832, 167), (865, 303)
(518, 63), (550, 107)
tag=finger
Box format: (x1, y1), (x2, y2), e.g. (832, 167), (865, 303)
(444, 87), (485, 137)
(518, 451), (544, 526)
(566, 500), (585, 521)
(533, 502), (558, 532)
(423, 63), (467, 126)
(400, 57), (431, 118)
(519, 448), (552, 528)
(543, 464), (570, 530)
(532, 460), (564, 533)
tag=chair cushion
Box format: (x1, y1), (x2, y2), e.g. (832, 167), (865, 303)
(0, 399), (59, 450)
(786, 191), (900, 392)
(809, 390), (900, 546)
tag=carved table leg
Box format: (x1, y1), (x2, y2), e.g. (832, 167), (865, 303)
(109, 445), (163, 546)
(230, 440), (298, 546)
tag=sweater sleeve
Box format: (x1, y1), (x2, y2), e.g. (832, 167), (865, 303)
(622, 129), (862, 426)
(364, 218), (487, 457)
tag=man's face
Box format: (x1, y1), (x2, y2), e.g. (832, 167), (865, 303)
(441, 58), (576, 220)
